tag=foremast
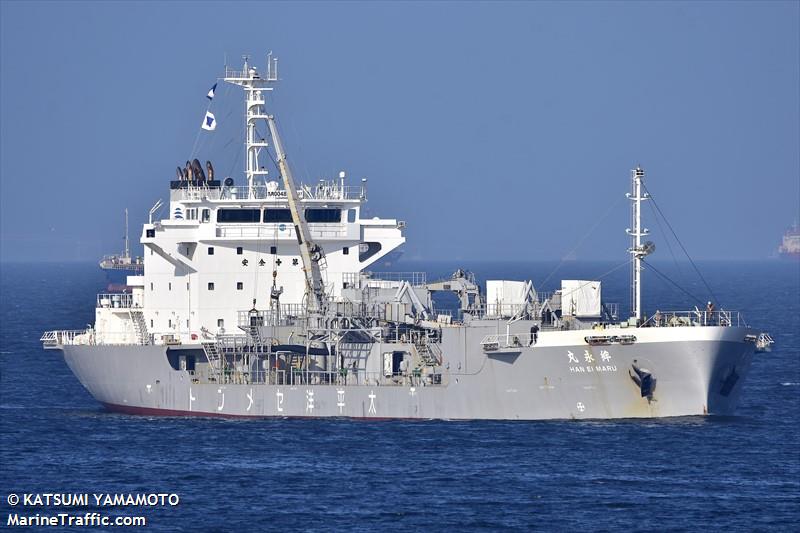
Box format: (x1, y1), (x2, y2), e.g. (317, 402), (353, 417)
(626, 166), (653, 323)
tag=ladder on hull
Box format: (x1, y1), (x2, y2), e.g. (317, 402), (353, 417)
(416, 340), (442, 367)
(129, 310), (151, 345)
(202, 342), (222, 377)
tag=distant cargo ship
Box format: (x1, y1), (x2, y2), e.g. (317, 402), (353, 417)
(778, 221), (800, 259)
(99, 209), (143, 290)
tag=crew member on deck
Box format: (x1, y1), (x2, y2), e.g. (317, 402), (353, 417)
(529, 324), (539, 346)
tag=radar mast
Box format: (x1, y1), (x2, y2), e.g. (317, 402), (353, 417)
(626, 166), (654, 323)
(223, 53), (279, 196)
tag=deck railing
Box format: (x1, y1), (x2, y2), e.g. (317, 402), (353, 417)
(213, 367), (436, 387)
(96, 293), (136, 309)
(40, 329), (155, 348)
(171, 184), (364, 202)
(643, 310), (745, 328)
(342, 271), (428, 289)
(40, 330), (93, 349)
(216, 223), (350, 239)
(480, 333), (536, 351)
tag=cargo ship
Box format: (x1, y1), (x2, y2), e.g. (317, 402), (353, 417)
(42, 55), (759, 420)
(778, 221), (800, 259)
(99, 208), (143, 290)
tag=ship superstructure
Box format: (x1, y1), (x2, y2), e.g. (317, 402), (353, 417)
(42, 56), (758, 420)
(131, 57), (404, 342)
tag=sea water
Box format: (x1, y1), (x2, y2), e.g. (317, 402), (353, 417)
(1, 260), (797, 531)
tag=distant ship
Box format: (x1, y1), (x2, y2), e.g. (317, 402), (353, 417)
(378, 248), (403, 267)
(99, 208), (143, 290)
(778, 221), (800, 259)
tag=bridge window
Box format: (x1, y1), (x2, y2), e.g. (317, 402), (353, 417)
(201, 209), (210, 222)
(217, 208), (261, 223)
(263, 209), (292, 223)
(347, 209), (356, 223)
(305, 208), (341, 223)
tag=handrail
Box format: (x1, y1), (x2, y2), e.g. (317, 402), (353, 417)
(40, 329), (159, 347)
(41, 329), (92, 348)
(216, 224), (348, 239)
(96, 293), (137, 309)
(341, 271), (428, 289)
(643, 309), (746, 328)
(209, 366), (436, 387)
(480, 333), (535, 351)
(171, 184), (364, 202)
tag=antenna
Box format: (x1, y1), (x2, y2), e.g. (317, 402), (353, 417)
(267, 51), (278, 81)
(626, 166), (653, 323)
(124, 208), (130, 258)
(224, 54), (278, 195)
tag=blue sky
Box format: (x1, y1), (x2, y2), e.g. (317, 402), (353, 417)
(1, 1), (798, 262)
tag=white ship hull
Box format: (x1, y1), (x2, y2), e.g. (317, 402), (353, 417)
(41, 58), (759, 423)
(57, 325), (755, 420)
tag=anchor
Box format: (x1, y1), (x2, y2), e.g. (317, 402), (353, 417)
(629, 360), (656, 399)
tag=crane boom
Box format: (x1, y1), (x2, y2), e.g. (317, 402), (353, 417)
(266, 116), (327, 313)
